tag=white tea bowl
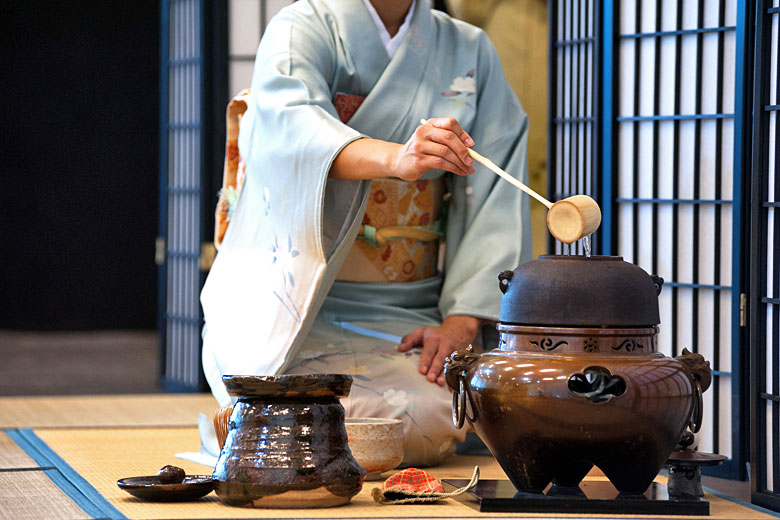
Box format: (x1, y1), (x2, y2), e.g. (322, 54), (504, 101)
(345, 417), (404, 480)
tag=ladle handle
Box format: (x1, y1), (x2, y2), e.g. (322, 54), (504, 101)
(467, 149), (553, 209)
(419, 119), (552, 209)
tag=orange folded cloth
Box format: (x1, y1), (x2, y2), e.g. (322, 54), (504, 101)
(372, 466), (480, 505)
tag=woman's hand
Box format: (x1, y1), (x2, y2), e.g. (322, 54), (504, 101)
(398, 315), (481, 386)
(328, 117), (475, 181)
(392, 118), (476, 181)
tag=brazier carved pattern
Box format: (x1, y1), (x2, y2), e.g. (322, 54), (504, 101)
(529, 338), (568, 351)
(613, 339), (644, 352)
(583, 338), (599, 352)
(497, 326), (659, 354)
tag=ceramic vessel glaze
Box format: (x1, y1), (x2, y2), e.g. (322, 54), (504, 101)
(213, 374), (365, 508)
(445, 255), (711, 495)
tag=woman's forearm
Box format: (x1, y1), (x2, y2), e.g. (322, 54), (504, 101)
(441, 314), (482, 344)
(328, 118), (476, 181)
(329, 138), (401, 180)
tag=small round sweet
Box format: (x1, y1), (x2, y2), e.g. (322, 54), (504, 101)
(158, 465), (186, 484)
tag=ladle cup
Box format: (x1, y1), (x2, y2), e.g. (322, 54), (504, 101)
(466, 148), (601, 244)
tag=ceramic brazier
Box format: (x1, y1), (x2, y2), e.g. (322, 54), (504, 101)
(444, 255), (711, 494)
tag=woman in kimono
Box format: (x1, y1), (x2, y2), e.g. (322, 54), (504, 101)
(201, 0), (532, 466)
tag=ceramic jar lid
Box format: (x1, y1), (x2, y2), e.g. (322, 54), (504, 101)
(221, 374), (353, 398)
(498, 255), (662, 327)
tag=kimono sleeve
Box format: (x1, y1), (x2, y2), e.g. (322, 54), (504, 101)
(438, 32), (533, 322)
(201, 7), (369, 402)
(238, 7), (368, 258)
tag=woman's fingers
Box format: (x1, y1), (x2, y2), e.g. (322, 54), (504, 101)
(392, 117), (476, 180)
(424, 133), (474, 174)
(417, 123), (474, 174)
(398, 328), (424, 352)
(418, 333), (440, 376)
(399, 326), (447, 383)
(425, 343), (449, 385)
(417, 119), (475, 176)
(425, 117), (475, 147)
(417, 152), (471, 177)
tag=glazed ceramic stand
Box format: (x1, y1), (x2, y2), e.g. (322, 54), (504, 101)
(212, 374), (365, 508)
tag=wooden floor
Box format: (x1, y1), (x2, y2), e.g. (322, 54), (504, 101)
(0, 330), (754, 504)
(0, 330), (159, 396)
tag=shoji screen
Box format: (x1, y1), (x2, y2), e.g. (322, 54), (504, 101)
(549, 0), (601, 256)
(551, 0), (744, 474)
(613, 0), (737, 464)
(614, 0), (738, 460)
(160, 0), (205, 391)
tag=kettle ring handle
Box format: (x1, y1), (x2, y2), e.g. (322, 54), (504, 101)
(689, 379), (703, 433)
(444, 345), (480, 428)
(651, 274), (664, 295)
(498, 270), (514, 294)
(452, 376), (476, 429)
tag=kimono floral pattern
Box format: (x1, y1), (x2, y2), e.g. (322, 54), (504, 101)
(442, 69), (476, 108)
(442, 69), (476, 97)
(270, 234), (301, 323)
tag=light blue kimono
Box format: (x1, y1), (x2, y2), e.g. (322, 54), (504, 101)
(201, 0), (531, 465)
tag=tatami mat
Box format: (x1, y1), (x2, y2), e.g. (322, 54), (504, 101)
(0, 394), (217, 429)
(0, 431), (37, 469)
(0, 470), (90, 520)
(1, 394), (775, 520)
(30, 427), (778, 520)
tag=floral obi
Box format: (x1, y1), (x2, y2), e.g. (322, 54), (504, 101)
(336, 176), (445, 283)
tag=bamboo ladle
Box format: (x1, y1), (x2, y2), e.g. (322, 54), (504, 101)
(418, 119), (601, 243)
(467, 148), (601, 244)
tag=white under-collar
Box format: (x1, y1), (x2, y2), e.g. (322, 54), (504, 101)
(362, 0), (416, 58)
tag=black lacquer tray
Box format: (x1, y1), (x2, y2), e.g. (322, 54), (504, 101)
(442, 479), (709, 515)
(117, 475), (214, 501)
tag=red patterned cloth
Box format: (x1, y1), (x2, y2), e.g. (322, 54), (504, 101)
(382, 468), (445, 494)
(333, 92), (366, 123)
(371, 466), (479, 505)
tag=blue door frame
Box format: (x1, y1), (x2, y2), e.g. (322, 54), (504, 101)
(749, 0), (780, 510)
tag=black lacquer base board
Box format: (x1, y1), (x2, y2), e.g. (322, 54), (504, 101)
(442, 479), (709, 515)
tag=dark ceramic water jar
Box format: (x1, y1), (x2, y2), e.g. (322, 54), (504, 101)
(213, 374), (365, 508)
(444, 255), (711, 495)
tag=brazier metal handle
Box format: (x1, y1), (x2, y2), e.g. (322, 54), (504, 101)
(444, 345), (479, 428)
(689, 379), (703, 433)
(451, 376), (476, 429)
(452, 377), (467, 428)
(674, 348), (710, 433)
